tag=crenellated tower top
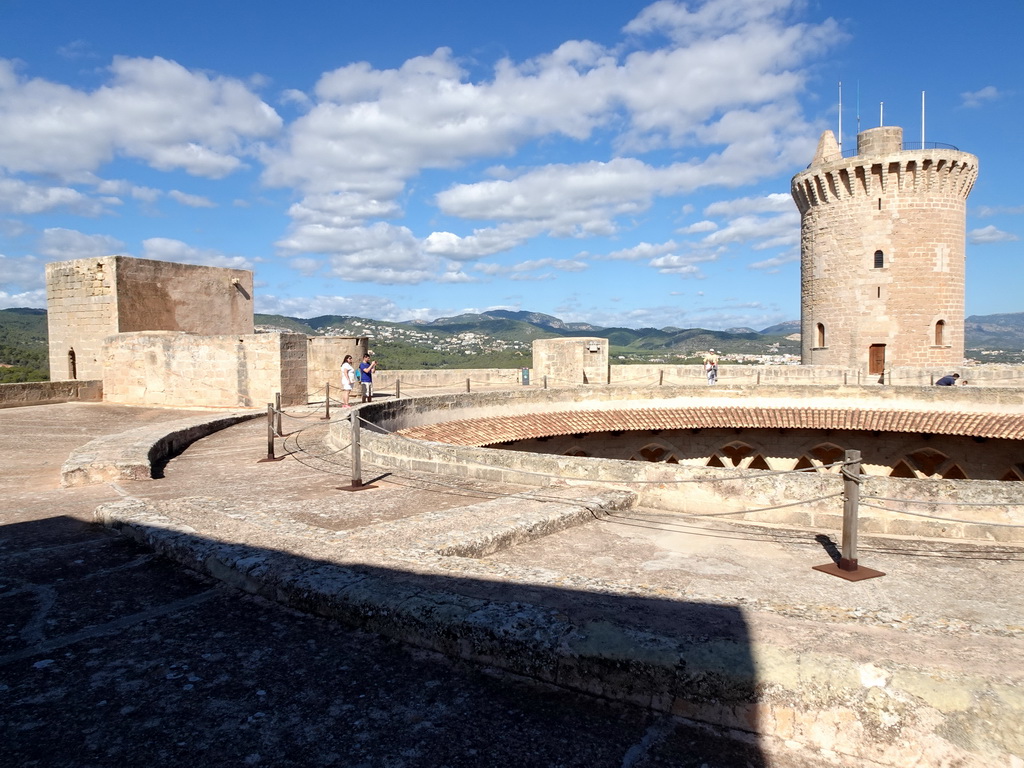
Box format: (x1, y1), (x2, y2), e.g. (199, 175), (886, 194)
(792, 126), (977, 215)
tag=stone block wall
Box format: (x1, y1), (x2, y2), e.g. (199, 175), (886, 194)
(532, 337), (609, 385)
(102, 332), (307, 408)
(46, 256), (254, 381)
(46, 258), (119, 381)
(306, 336), (369, 396)
(113, 256), (253, 335)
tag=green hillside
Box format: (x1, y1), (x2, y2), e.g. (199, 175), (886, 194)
(0, 308), (49, 382)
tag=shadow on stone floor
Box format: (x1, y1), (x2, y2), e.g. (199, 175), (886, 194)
(0, 513), (770, 768)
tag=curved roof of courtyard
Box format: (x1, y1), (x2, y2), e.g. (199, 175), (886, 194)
(396, 406), (1024, 446)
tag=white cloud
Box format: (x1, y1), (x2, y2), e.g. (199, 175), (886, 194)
(603, 241), (680, 261)
(168, 190), (217, 208)
(975, 204), (1024, 218)
(474, 258), (588, 277)
(261, 2), (836, 268)
(256, 293), (407, 320)
(698, 211), (798, 250)
(649, 252), (718, 276)
(703, 192), (793, 217)
(286, 193), (403, 229)
(288, 257), (321, 276)
(0, 253), (45, 292)
(680, 220), (717, 234)
(0, 175), (105, 215)
(423, 223), (539, 259)
(91, 177), (162, 202)
(968, 225), (1019, 244)
(748, 250), (799, 271)
(0, 287), (46, 309)
(141, 237), (252, 269)
(277, 222), (441, 285)
(960, 86), (1000, 109)
(0, 56), (281, 179)
(37, 228), (126, 260)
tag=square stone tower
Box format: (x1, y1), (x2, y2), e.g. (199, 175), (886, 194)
(46, 256), (254, 381)
(532, 337), (609, 385)
(791, 126), (978, 375)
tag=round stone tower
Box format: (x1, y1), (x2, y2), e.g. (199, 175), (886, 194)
(791, 126), (978, 375)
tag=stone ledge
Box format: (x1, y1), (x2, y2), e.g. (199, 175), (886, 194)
(61, 410), (262, 487)
(93, 488), (1021, 767)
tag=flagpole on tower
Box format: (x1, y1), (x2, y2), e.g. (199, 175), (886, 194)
(921, 90), (926, 148)
(838, 81), (843, 152)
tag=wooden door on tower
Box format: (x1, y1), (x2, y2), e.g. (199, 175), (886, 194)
(868, 344), (886, 375)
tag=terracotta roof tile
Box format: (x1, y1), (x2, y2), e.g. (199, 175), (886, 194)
(396, 406), (1024, 446)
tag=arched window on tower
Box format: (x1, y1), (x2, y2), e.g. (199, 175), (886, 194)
(68, 349), (77, 380)
(815, 323), (826, 348)
(934, 320), (946, 346)
(873, 250), (884, 269)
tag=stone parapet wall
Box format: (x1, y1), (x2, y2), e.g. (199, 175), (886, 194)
(0, 380), (102, 409)
(102, 331), (307, 408)
(373, 364), (1024, 390)
(338, 385), (1024, 541)
(373, 367), (525, 395)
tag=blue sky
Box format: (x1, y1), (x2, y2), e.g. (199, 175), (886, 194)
(0, 0), (1020, 330)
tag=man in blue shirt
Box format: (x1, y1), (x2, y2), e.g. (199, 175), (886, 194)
(358, 354), (377, 402)
(935, 373), (959, 386)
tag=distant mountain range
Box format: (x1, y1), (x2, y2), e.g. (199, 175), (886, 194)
(254, 310), (802, 357)
(2, 308), (1023, 381)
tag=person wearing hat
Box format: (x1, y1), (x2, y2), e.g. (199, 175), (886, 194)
(703, 348), (719, 385)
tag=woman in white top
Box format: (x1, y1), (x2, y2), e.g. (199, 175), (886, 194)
(340, 354), (356, 407)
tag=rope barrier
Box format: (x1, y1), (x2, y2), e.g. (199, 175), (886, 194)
(276, 401), (328, 420)
(683, 492), (844, 517)
(858, 501), (1024, 528)
(862, 494), (1024, 508)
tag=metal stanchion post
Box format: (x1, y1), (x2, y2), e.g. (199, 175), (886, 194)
(543, 376), (548, 390)
(840, 450), (862, 570)
(338, 409), (377, 492)
(659, 369), (664, 386)
(466, 377), (471, 393)
(813, 449), (884, 581)
(322, 382), (331, 420)
(351, 410), (361, 488)
(396, 379), (401, 399)
(274, 392), (283, 437)
(258, 403), (285, 463)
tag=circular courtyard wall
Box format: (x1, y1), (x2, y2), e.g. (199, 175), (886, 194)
(336, 384), (1024, 542)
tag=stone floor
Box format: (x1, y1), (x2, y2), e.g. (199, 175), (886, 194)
(0, 403), (783, 767)
(2, 401), (1023, 767)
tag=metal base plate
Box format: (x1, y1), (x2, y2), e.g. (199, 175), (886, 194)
(336, 483), (379, 492)
(812, 562), (886, 581)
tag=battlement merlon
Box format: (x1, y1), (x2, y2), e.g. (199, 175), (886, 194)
(791, 127), (978, 213)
